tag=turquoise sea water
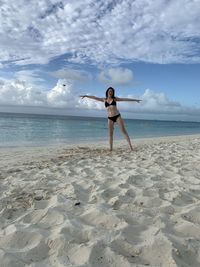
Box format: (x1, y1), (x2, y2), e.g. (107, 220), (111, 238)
(1, 112), (200, 147)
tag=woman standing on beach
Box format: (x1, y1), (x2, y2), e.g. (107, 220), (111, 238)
(80, 87), (142, 151)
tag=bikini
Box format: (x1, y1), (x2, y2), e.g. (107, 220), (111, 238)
(105, 98), (121, 122)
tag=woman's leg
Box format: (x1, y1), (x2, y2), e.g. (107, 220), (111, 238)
(117, 116), (133, 150)
(108, 119), (114, 151)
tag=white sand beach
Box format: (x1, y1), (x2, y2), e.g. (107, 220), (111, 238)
(0, 135), (200, 267)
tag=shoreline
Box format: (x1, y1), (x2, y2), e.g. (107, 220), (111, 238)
(0, 132), (200, 151)
(1, 134), (200, 170)
(0, 134), (200, 157)
(1, 131), (200, 150)
(0, 133), (200, 266)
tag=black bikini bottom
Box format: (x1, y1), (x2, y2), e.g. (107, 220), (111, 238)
(108, 113), (121, 123)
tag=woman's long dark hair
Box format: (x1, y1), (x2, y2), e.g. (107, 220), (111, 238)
(105, 87), (115, 98)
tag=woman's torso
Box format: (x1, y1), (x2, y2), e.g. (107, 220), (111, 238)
(105, 98), (120, 117)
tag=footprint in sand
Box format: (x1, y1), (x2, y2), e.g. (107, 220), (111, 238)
(88, 241), (132, 267)
(0, 230), (49, 263)
(181, 207), (200, 224)
(172, 191), (195, 206)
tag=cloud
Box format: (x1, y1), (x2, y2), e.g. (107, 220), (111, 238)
(1, 0), (200, 66)
(46, 81), (77, 108)
(117, 89), (200, 118)
(0, 79), (46, 106)
(1, 78), (200, 119)
(98, 68), (133, 85)
(0, 79), (75, 107)
(14, 70), (46, 86)
(0, 77), (101, 110)
(51, 68), (92, 82)
(140, 89), (182, 112)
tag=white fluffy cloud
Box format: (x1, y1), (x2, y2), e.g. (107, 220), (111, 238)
(1, 0), (200, 66)
(0, 79), (45, 106)
(0, 78), (104, 111)
(46, 82), (76, 108)
(0, 79), (76, 108)
(118, 89), (184, 114)
(51, 68), (92, 82)
(98, 68), (133, 85)
(14, 70), (46, 87)
(1, 78), (200, 118)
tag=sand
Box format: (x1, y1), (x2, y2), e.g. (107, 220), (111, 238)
(0, 135), (200, 267)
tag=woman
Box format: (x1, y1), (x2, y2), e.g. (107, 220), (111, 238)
(80, 87), (142, 151)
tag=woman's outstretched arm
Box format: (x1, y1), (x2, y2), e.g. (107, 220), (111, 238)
(80, 95), (105, 102)
(115, 97), (142, 103)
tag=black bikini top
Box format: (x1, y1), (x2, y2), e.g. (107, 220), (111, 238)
(105, 98), (117, 108)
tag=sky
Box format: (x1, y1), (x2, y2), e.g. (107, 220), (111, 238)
(0, 0), (200, 121)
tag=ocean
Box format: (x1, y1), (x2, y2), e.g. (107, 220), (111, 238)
(1, 112), (200, 147)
